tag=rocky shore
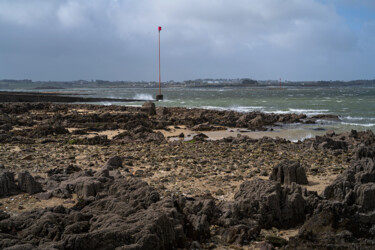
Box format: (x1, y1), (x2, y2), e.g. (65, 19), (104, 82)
(0, 102), (374, 249)
(0, 91), (150, 103)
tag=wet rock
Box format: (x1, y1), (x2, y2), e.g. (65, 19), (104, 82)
(265, 234), (287, 247)
(18, 171), (42, 195)
(269, 160), (308, 185)
(193, 133), (208, 141)
(141, 101), (156, 116)
(0, 170), (18, 197)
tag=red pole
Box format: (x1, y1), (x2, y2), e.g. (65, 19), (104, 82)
(158, 26), (161, 95)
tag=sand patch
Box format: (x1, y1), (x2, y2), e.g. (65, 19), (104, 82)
(0, 193), (77, 215)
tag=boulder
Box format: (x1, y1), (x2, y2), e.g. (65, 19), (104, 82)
(104, 156), (123, 170)
(250, 115), (264, 129)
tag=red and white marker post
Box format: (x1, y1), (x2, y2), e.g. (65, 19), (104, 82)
(156, 26), (163, 101)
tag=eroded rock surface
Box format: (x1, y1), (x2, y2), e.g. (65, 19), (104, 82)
(288, 147), (375, 249)
(269, 160), (308, 185)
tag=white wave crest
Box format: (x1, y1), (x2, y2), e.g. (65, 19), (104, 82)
(133, 93), (154, 100)
(341, 122), (375, 127)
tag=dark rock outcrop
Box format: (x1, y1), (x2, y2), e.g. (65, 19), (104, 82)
(289, 147), (375, 248)
(220, 179), (317, 231)
(18, 171), (42, 195)
(0, 170), (18, 197)
(0, 174), (190, 249)
(141, 101), (156, 116)
(103, 156), (123, 170)
(270, 160), (308, 185)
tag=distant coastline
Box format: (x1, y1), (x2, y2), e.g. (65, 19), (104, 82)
(1, 78), (374, 90)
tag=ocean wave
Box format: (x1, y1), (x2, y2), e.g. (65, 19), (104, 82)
(133, 93), (154, 100)
(263, 109), (329, 116)
(341, 122), (375, 127)
(291, 133), (313, 143)
(289, 108), (329, 114)
(200, 106), (265, 112)
(342, 116), (375, 121)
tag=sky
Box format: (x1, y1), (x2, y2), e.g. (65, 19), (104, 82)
(0, 0), (374, 82)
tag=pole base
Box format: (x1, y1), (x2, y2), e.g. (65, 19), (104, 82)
(156, 95), (164, 101)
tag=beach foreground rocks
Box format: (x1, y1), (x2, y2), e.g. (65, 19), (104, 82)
(289, 146), (375, 248)
(1, 102), (375, 249)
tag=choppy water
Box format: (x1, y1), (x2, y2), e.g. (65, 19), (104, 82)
(9, 84), (375, 135)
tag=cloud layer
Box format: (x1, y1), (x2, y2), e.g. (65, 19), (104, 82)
(0, 0), (374, 81)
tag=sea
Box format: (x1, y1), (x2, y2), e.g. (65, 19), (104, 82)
(7, 84), (375, 141)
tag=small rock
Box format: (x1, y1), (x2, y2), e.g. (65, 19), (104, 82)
(265, 235), (287, 247)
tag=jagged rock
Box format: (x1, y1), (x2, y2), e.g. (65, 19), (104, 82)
(141, 101), (156, 116)
(270, 160), (308, 185)
(157, 107), (170, 116)
(250, 115), (264, 129)
(290, 152), (375, 248)
(0, 177), (189, 249)
(104, 156), (123, 170)
(315, 136), (348, 151)
(355, 183), (375, 212)
(355, 144), (375, 160)
(219, 179), (315, 232)
(0, 170), (18, 197)
(132, 125), (153, 134)
(175, 196), (218, 241)
(18, 172), (42, 195)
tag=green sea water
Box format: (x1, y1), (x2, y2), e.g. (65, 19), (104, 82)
(11, 84), (375, 139)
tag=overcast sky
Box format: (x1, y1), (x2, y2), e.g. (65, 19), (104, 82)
(0, 0), (374, 81)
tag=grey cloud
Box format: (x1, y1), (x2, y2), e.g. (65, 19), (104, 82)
(0, 0), (374, 81)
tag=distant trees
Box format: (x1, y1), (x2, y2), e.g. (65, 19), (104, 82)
(241, 78), (257, 85)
